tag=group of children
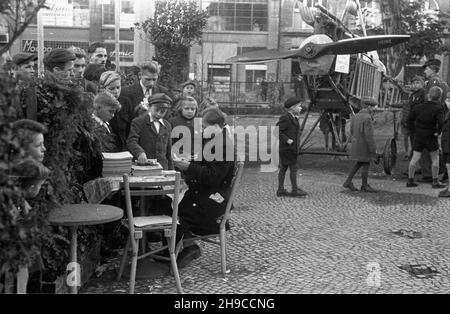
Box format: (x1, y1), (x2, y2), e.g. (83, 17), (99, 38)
(275, 95), (379, 197)
(276, 85), (450, 196)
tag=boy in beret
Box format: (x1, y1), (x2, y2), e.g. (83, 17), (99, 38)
(276, 96), (308, 197)
(343, 97), (378, 192)
(127, 93), (174, 169)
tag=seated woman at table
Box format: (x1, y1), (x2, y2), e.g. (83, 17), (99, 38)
(11, 119), (48, 163)
(98, 71), (136, 151)
(171, 107), (235, 267)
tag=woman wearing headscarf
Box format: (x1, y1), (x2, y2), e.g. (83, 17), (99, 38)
(98, 71), (135, 151)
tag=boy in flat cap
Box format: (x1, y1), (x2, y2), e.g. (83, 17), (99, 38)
(406, 86), (445, 189)
(343, 97), (378, 192)
(127, 93), (174, 169)
(276, 96), (308, 197)
(401, 75), (426, 160)
(43, 48), (76, 82)
(12, 52), (37, 81)
(11, 53), (38, 118)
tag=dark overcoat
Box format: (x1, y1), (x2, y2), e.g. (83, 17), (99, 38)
(406, 100), (444, 139)
(178, 130), (235, 235)
(120, 82), (171, 109)
(349, 108), (377, 162)
(441, 111), (450, 155)
(126, 114), (173, 170)
(277, 112), (299, 165)
(109, 95), (136, 151)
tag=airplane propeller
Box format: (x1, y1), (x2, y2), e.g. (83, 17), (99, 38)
(296, 35), (411, 59)
(227, 35), (410, 63)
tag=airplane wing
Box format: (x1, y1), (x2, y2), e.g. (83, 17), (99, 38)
(226, 35), (410, 63)
(295, 35), (411, 59)
(226, 49), (301, 64)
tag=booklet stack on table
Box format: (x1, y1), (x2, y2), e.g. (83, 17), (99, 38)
(131, 160), (163, 176)
(101, 151), (133, 177)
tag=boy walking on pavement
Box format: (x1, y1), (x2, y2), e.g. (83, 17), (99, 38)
(406, 86), (445, 188)
(343, 97), (378, 192)
(276, 96), (308, 197)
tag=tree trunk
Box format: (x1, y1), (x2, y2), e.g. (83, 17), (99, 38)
(380, 0), (405, 77)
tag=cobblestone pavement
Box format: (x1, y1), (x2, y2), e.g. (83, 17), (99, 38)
(82, 158), (450, 294)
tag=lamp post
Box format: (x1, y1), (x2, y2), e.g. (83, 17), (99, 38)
(115, 0), (121, 72)
(37, 8), (44, 76)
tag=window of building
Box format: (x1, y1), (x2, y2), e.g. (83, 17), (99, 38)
(207, 64), (232, 92)
(102, 0), (135, 28)
(245, 64), (266, 92)
(202, 0), (268, 32)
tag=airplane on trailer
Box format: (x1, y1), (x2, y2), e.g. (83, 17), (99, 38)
(227, 2), (410, 174)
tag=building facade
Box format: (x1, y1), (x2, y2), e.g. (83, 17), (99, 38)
(9, 0), (137, 71)
(2, 0), (449, 92)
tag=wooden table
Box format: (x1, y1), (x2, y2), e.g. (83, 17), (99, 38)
(83, 173), (187, 280)
(48, 204), (123, 294)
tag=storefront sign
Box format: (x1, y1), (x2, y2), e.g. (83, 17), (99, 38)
(22, 40), (89, 53)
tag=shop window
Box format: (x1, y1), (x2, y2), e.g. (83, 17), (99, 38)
(202, 0), (268, 32)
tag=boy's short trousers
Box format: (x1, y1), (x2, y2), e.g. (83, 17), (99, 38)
(413, 136), (439, 152)
(443, 153), (450, 164)
(279, 151), (297, 166)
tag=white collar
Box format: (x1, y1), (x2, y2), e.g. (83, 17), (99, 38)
(140, 80), (151, 94)
(148, 112), (165, 126)
(92, 113), (111, 131)
(92, 113), (106, 125)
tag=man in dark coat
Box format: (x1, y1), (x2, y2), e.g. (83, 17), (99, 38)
(418, 59), (450, 182)
(276, 96), (307, 197)
(120, 61), (171, 116)
(127, 93), (174, 170)
(439, 92), (450, 197)
(406, 86), (445, 188)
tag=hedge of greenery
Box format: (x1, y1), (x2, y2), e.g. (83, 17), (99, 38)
(0, 72), (102, 284)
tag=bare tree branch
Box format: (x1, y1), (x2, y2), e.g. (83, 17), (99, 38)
(0, 0), (48, 56)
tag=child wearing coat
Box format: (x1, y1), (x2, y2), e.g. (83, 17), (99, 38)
(169, 96), (199, 159)
(276, 96), (308, 197)
(343, 98), (378, 192)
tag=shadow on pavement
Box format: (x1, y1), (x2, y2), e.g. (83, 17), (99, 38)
(340, 189), (439, 207)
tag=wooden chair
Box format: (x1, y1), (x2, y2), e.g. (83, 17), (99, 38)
(116, 172), (183, 294)
(183, 161), (245, 277)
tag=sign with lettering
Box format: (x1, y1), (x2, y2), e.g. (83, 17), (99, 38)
(41, 0), (74, 26)
(335, 54), (350, 74)
(22, 40), (89, 53)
